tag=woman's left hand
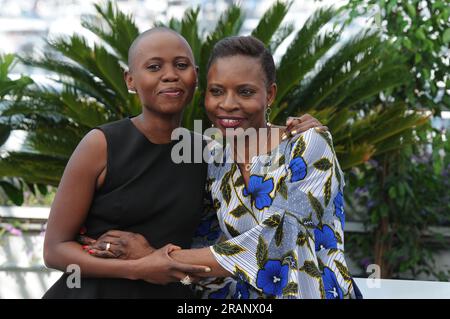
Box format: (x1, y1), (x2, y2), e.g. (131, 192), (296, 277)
(79, 230), (155, 260)
(283, 114), (328, 139)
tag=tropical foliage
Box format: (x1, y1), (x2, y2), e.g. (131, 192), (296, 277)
(0, 54), (36, 205)
(340, 0), (450, 280)
(346, 125), (450, 280)
(344, 0), (450, 113)
(0, 1), (426, 187)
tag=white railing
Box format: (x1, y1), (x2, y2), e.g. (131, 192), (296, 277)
(1, 206), (449, 299)
(354, 278), (450, 299)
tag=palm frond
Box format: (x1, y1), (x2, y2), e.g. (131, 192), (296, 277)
(296, 31), (382, 110)
(268, 22), (294, 54)
(81, 1), (139, 62)
(199, 5), (244, 89)
(179, 7), (202, 64)
(49, 35), (129, 105)
(20, 54), (118, 109)
(0, 152), (66, 186)
(273, 6), (339, 120)
(251, 0), (292, 46)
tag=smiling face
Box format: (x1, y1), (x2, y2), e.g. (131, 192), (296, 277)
(125, 31), (197, 116)
(205, 55), (276, 136)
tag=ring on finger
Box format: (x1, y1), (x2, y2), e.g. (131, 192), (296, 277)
(105, 242), (111, 251)
(180, 275), (192, 285)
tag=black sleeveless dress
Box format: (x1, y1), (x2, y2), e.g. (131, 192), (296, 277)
(43, 118), (207, 298)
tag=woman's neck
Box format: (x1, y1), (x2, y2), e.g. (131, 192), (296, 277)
(132, 109), (182, 144)
(232, 126), (283, 167)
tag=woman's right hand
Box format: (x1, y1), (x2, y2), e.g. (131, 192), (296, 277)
(79, 230), (155, 260)
(131, 244), (211, 285)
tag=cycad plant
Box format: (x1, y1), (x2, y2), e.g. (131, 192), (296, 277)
(0, 54), (38, 205)
(0, 0), (426, 189)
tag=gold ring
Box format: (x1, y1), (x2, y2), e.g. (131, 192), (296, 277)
(180, 275), (192, 285)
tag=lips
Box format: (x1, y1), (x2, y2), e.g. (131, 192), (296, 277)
(158, 88), (184, 97)
(217, 117), (246, 129)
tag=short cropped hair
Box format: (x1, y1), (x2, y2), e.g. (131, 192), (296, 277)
(127, 27), (192, 69)
(206, 36), (276, 86)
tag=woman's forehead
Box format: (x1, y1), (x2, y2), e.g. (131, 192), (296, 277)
(130, 31), (195, 65)
(208, 56), (264, 80)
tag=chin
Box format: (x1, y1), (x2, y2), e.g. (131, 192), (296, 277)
(159, 103), (187, 114)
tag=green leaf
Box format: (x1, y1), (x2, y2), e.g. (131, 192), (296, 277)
(230, 163), (237, 175)
(225, 222), (241, 237)
(221, 183), (231, 205)
(324, 174), (332, 207)
(282, 251), (298, 269)
(282, 282), (298, 296)
(405, 3), (416, 17)
(234, 175), (245, 187)
(229, 204), (247, 218)
(213, 242), (245, 256)
(443, 28), (450, 44)
(314, 158), (332, 171)
(278, 155), (285, 166)
(292, 135), (306, 158)
(37, 183), (48, 196)
(388, 186), (397, 199)
(299, 260), (322, 278)
(269, 23), (294, 53)
(276, 175), (288, 200)
(256, 236), (269, 269)
(251, 0), (291, 46)
(275, 215), (285, 246)
(297, 231), (308, 247)
(319, 279), (326, 299)
(335, 260), (352, 281)
(0, 181), (24, 206)
(318, 258), (325, 272)
(0, 124), (11, 147)
(327, 248), (339, 256)
(213, 198), (221, 211)
(263, 214), (281, 227)
(335, 230), (343, 245)
(308, 191), (324, 221)
(318, 131), (333, 150)
(415, 28), (426, 41)
(0, 53), (16, 80)
(0, 181), (23, 206)
(334, 159), (342, 190)
(234, 265), (250, 282)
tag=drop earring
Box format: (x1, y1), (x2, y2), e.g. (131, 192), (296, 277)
(265, 105), (272, 127)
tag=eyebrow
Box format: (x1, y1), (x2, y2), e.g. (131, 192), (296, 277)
(208, 83), (259, 88)
(143, 56), (192, 63)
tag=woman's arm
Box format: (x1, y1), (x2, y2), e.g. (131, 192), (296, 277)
(43, 129), (133, 277)
(44, 129), (209, 283)
(169, 247), (230, 277)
